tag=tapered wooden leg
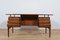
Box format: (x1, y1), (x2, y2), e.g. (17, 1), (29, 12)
(45, 28), (47, 33)
(8, 27), (9, 37)
(12, 27), (13, 33)
(49, 27), (51, 37)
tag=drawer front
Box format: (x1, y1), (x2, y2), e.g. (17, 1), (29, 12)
(8, 17), (21, 21)
(21, 20), (38, 26)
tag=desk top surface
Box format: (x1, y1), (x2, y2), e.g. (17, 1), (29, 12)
(6, 14), (53, 16)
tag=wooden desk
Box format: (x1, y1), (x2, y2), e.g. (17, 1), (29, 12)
(6, 14), (53, 37)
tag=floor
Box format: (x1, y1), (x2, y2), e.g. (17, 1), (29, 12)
(0, 28), (60, 40)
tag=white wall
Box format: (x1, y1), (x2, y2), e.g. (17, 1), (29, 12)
(0, 0), (60, 29)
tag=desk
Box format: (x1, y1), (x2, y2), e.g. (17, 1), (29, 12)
(6, 14), (53, 37)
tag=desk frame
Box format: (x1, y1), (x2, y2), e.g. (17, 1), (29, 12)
(6, 14), (53, 37)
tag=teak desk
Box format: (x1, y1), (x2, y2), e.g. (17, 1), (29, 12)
(6, 14), (53, 37)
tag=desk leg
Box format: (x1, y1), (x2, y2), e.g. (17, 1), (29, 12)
(45, 28), (47, 33)
(12, 27), (13, 33)
(8, 27), (10, 37)
(49, 27), (51, 37)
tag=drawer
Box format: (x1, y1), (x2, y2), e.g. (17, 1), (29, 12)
(39, 23), (51, 27)
(8, 17), (21, 21)
(7, 24), (20, 27)
(8, 21), (21, 24)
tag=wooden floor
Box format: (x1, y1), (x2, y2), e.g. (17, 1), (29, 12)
(0, 29), (60, 40)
